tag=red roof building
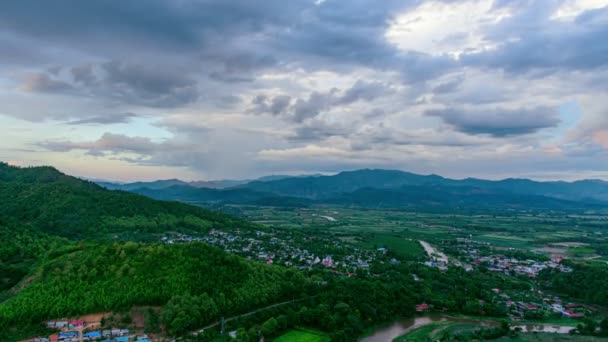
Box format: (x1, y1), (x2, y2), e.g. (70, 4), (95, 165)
(564, 310), (584, 318)
(416, 303), (430, 312)
(49, 334), (59, 342)
(69, 319), (84, 326)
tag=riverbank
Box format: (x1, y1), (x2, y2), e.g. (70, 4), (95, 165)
(360, 314), (578, 342)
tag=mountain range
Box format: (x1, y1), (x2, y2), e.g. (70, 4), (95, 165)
(97, 169), (608, 212)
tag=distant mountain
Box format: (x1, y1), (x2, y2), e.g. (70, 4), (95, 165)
(93, 169), (608, 212)
(240, 169), (447, 199)
(133, 185), (312, 207)
(113, 170), (607, 212)
(97, 178), (190, 191)
(97, 174), (298, 191)
(239, 169), (608, 204)
(323, 185), (603, 212)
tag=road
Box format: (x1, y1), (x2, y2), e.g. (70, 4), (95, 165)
(419, 240), (449, 263)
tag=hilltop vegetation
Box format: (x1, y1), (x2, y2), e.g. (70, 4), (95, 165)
(0, 163), (286, 339)
(0, 242), (309, 337)
(0, 163), (252, 240)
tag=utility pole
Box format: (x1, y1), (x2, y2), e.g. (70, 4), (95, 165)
(221, 316), (225, 335)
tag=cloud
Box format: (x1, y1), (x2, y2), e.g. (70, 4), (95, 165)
(462, 4), (608, 73)
(251, 80), (392, 122)
(66, 112), (137, 125)
(19, 61), (199, 108)
(2, 0), (608, 180)
(39, 133), (162, 155)
(20, 73), (73, 93)
(426, 107), (561, 137)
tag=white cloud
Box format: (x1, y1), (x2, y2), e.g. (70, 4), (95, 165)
(385, 0), (511, 56)
(552, 0), (608, 20)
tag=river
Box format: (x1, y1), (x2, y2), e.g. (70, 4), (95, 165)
(360, 315), (576, 342)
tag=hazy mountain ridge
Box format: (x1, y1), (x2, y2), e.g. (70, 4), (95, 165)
(112, 169), (608, 211)
(97, 174), (299, 191)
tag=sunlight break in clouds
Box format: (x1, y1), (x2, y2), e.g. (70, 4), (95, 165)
(386, 0), (511, 56)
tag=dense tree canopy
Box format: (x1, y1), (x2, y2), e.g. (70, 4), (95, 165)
(0, 163), (253, 240)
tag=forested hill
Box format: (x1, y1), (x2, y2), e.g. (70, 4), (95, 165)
(0, 242), (310, 338)
(0, 163), (311, 340)
(0, 162), (252, 240)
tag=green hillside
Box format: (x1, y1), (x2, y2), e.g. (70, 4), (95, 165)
(0, 163), (303, 339)
(0, 242), (309, 338)
(0, 163), (252, 240)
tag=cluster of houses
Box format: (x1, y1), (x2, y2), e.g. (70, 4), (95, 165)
(489, 287), (594, 321)
(480, 255), (572, 278)
(446, 238), (573, 277)
(162, 229), (383, 274)
(34, 322), (140, 342)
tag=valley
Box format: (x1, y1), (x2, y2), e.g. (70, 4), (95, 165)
(1, 164), (607, 342)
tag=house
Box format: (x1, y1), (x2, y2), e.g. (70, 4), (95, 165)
(564, 310), (584, 318)
(69, 319), (84, 327)
(49, 335), (59, 342)
(116, 337), (129, 342)
(56, 321), (68, 328)
(85, 331), (102, 338)
(526, 304), (538, 310)
(322, 256), (333, 267)
(47, 321), (56, 328)
(59, 331), (78, 338)
(416, 303), (430, 312)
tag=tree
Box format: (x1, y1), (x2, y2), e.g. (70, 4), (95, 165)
(600, 318), (608, 337)
(261, 317), (279, 337)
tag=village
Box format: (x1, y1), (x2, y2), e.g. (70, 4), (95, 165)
(162, 228), (386, 274)
(30, 320), (145, 342)
(26, 233), (594, 342)
(424, 237), (574, 278)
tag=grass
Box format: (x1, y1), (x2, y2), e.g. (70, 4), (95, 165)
(393, 322), (483, 341)
(229, 205), (608, 260)
(358, 234), (425, 260)
(569, 247), (596, 255)
(273, 328), (331, 342)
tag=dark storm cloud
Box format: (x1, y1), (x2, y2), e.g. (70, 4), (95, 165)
(426, 107), (560, 137)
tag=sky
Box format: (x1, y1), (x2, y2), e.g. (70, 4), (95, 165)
(1, 0), (607, 182)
